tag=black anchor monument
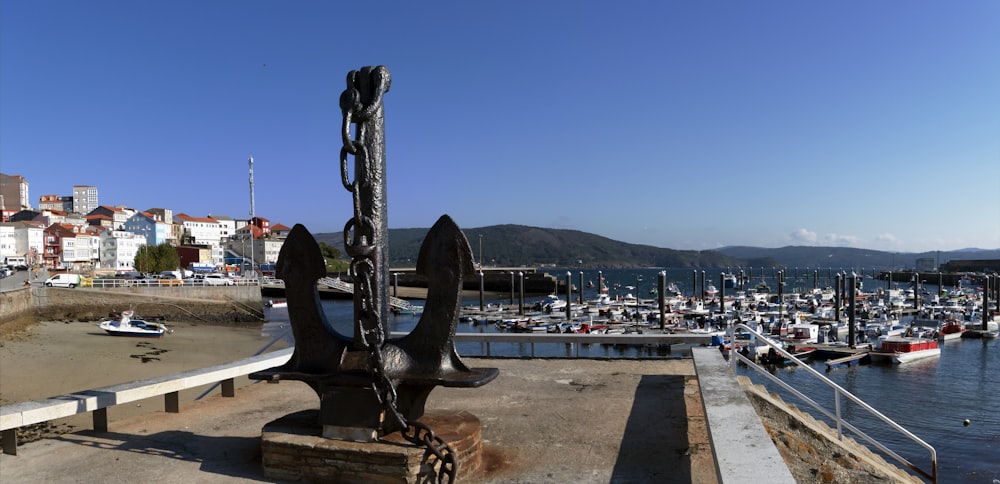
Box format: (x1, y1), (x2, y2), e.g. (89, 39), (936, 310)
(251, 66), (498, 482)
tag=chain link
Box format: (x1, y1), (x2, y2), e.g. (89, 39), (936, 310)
(339, 68), (457, 483)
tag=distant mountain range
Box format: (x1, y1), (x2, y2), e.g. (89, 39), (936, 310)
(313, 224), (999, 270)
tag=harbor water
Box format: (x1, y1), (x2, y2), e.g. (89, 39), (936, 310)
(265, 267), (999, 482)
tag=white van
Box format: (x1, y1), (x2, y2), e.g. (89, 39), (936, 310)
(44, 273), (82, 288)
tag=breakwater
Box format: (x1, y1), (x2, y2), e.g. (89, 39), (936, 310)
(2, 285), (263, 327)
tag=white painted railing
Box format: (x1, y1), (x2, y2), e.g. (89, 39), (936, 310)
(729, 324), (937, 483)
(81, 278), (262, 288)
(0, 348), (292, 455)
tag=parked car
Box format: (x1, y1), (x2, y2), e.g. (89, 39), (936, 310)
(157, 273), (184, 286)
(44, 273), (82, 288)
(203, 273), (235, 286)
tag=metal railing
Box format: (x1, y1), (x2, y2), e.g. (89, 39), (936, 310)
(729, 323), (937, 483)
(445, 332), (712, 357)
(80, 277), (262, 288)
(318, 276), (411, 310)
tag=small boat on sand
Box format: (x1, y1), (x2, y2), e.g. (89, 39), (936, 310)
(98, 310), (171, 337)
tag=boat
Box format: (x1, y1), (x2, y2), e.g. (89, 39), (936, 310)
(787, 324), (820, 343)
(265, 299), (288, 308)
(936, 318), (966, 341)
(785, 346), (816, 363)
(722, 273), (739, 288)
(870, 336), (940, 364)
(98, 310), (171, 337)
(535, 294), (567, 312)
(759, 345), (816, 365)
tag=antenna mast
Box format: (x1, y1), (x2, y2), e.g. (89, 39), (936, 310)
(249, 156), (256, 277)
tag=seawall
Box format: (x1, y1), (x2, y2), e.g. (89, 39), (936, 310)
(1, 285), (263, 329)
(0, 287), (33, 326)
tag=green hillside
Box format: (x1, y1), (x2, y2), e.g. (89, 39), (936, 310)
(314, 224), (740, 269)
(313, 225), (1000, 270)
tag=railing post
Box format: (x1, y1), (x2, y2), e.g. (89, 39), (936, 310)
(834, 391), (842, 439)
(2, 429), (17, 455)
(165, 391), (180, 413)
(221, 378), (235, 398)
(93, 408), (109, 432)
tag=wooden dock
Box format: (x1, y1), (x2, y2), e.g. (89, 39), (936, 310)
(808, 343), (874, 368)
(825, 351), (871, 368)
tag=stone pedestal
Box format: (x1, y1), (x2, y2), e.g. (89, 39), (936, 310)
(261, 409), (484, 483)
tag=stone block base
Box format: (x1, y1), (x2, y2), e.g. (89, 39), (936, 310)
(261, 409), (483, 483)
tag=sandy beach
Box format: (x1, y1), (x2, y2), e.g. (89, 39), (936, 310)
(0, 318), (291, 438)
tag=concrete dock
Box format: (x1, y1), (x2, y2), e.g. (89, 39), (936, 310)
(0, 358), (718, 483)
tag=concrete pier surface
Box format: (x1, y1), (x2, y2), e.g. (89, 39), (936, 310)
(0, 358), (717, 483)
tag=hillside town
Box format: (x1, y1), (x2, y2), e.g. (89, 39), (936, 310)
(0, 173), (288, 275)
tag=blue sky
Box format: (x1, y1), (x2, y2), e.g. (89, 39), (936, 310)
(2, 1), (998, 253)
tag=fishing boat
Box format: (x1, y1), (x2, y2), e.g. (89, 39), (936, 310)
(787, 323), (820, 343)
(936, 318), (966, 341)
(535, 294), (566, 312)
(98, 310), (170, 337)
(870, 336), (940, 364)
(265, 299), (288, 308)
(759, 345), (815, 365)
(786, 345), (817, 360)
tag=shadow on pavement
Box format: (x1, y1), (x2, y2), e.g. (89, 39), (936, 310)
(55, 430), (268, 481)
(611, 374), (691, 483)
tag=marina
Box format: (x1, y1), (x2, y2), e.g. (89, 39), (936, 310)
(305, 266), (998, 482)
(3, 265), (997, 481)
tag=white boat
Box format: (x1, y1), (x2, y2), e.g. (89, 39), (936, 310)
(536, 295), (567, 311)
(787, 323), (820, 343)
(934, 318), (966, 341)
(265, 299), (287, 308)
(98, 310), (170, 337)
(870, 336), (940, 364)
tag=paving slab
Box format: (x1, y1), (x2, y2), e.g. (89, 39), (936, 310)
(0, 358), (717, 483)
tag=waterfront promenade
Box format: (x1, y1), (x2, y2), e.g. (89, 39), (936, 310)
(0, 358), (718, 483)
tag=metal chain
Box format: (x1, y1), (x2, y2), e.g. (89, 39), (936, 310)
(339, 68), (457, 483)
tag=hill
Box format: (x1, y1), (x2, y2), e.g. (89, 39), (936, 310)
(313, 224), (999, 270)
(313, 224), (741, 269)
(713, 246), (1000, 271)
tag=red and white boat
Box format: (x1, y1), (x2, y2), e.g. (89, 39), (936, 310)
(936, 318), (966, 341)
(870, 336), (940, 364)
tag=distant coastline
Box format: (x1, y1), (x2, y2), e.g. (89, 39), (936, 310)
(313, 226), (1000, 270)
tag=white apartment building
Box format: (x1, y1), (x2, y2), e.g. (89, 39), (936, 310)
(175, 213), (225, 266)
(209, 214), (237, 240)
(0, 224), (15, 261)
(0, 221), (44, 266)
(99, 229), (145, 272)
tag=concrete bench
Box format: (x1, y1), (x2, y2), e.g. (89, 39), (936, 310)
(0, 347), (292, 455)
(691, 347), (795, 483)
